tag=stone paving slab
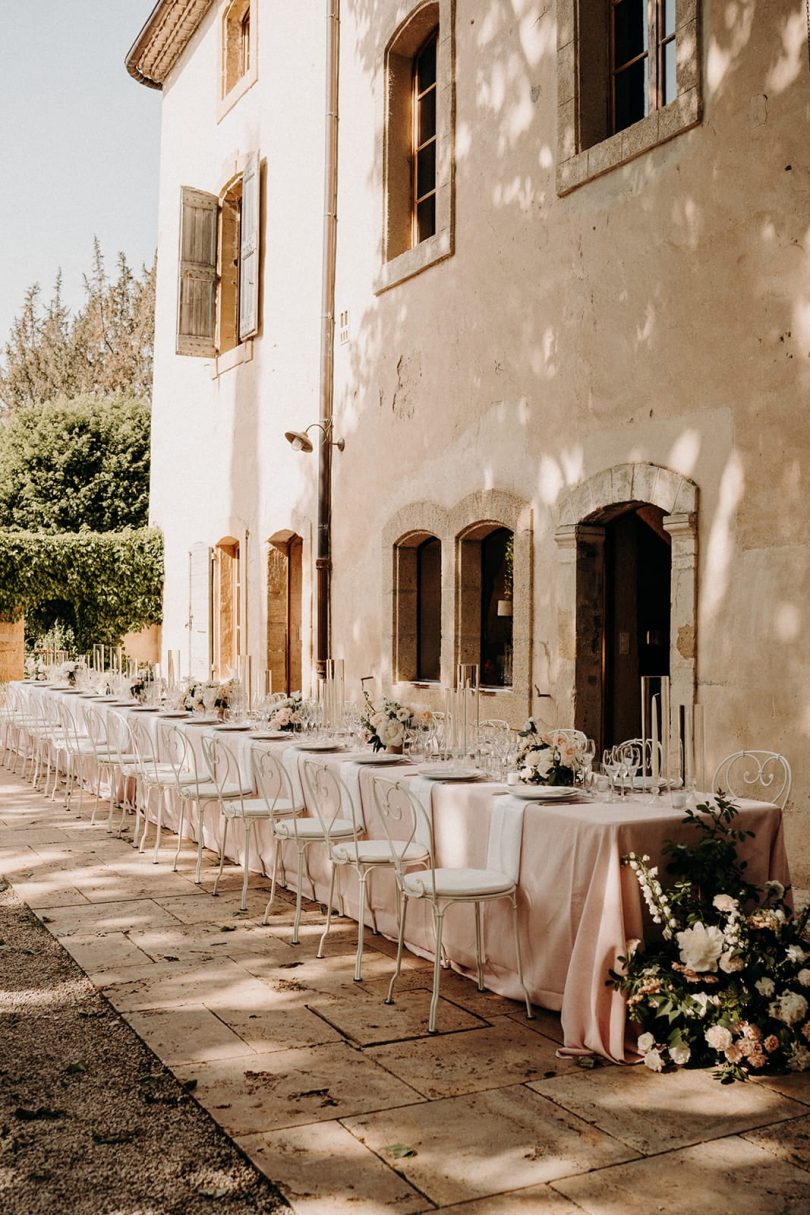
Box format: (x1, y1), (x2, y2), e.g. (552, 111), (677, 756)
(2, 762), (810, 1213)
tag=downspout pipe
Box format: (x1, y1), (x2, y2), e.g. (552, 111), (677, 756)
(316, 0), (340, 678)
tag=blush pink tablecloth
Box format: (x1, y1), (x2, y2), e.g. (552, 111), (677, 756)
(21, 688), (791, 1062)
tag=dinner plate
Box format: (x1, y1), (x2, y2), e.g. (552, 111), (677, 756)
(509, 785), (578, 801)
(130, 705), (159, 712)
(417, 765), (482, 781)
(214, 723), (251, 731)
(350, 752), (409, 765)
(158, 710), (189, 718)
(249, 730), (291, 741)
(183, 716), (221, 726)
(294, 740), (345, 752)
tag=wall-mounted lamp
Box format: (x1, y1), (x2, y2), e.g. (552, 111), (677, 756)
(284, 421), (345, 453)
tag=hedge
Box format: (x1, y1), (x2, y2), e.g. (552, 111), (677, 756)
(0, 527), (163, 651)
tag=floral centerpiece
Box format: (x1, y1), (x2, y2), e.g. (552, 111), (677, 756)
(24, 656), (47, 682)
(361, 692), (415, 752)
(268, 693), (303, 732)
(514, 719), (585, 787)
(609, 795), (810, 1081)
(181, 680), (217, 714)
(56, 660), (78, 687)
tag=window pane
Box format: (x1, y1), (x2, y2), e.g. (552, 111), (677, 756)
(662, 0), (676, 38)
(416, 142), (436, 200)
(416, 34), (437, 93)
(416, 196), (436, 243)
(613, 0), (647, 68)
(480, 529), (514, 688)
(663, 38), (677, 104)
(614, 57), (648, 131)
(417, 538), (441, 681)
(418, 89), (436, 145)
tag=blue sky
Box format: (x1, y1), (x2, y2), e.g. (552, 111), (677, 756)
(0, 1), (161, 343)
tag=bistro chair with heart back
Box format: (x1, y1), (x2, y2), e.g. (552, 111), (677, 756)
(301, 759), (430, 981)
(205, 734), (299, 912)
(371, 776), (534, 1034)
(251, 744), (352, 943)
(159, 723), (251, 881)
(712, 750), (792, 809)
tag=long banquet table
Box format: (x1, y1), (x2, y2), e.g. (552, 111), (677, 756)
(20, 684), (792, 1062)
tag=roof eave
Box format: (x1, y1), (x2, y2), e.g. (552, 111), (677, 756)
(125, 0), (214, 91)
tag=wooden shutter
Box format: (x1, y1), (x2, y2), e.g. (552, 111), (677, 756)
(188, 543), (213, 678)
(177, 188), (218, 356)
(238, 153), (260, 341)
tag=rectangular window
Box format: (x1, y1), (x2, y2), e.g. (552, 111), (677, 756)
(413, 30), (438, 245)
(610, 0), (677, 137)
(176, 153), (260, 358)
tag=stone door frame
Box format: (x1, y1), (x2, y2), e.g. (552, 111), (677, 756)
(553, 462), (698, 727)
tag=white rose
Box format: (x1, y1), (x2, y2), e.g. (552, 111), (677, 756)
(379, 720), (405, 747)
(643, 1049), (664, 1072)
(755, 976), (775, 997)
(637, 1032), (655, 1054)
(705, 1025), (733, 1052)
(397, 707), (411, 722)
(669, 1043), (691, 1066)
(765, 880), (785, 900)
(525, 750), (545, 767)
(769, 991), (808, 1026)
(719, 952), (744, 974)
(533, 749), (555, 776)
(676, 922), (725, 973)
(713, 894), (738, 913)
(786, 945), (807, 964)
(788, 1044), (810, 1072)
(797, 969), (810, 988)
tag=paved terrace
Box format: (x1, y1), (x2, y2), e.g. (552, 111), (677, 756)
(1, 764), (809, 1214)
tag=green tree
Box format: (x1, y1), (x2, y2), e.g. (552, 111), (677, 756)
(0, 394), (151, 532)
(0, 243), (156, 413)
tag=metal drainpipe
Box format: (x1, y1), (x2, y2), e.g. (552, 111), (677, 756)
(316, 0), (340, 679)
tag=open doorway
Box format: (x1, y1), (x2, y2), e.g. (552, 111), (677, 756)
(575, 504), (671, 753)
(267, 533), (302, 695)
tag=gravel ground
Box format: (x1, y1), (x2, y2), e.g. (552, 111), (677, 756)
(0, 884), (288, 1215)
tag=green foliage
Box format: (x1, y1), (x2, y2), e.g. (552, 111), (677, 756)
(0, 528), (163, 652)
(0, 394), (150, 532)
(0, 242), (155, 412)
(662, 800), (759, 917)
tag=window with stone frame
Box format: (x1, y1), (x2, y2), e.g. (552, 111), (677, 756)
(176, 154), (260, 358)
(376, 0), (455, 293)
(557, 0), (701, 196)
(393, 533), (442, 683)
(457, 525), (515, 690)
(221, 0), (256, 101)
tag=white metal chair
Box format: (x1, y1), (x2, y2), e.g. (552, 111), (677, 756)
(372, 777), (534, 1034)
(302, 759), (430, 980)
(83, 706), (138, 830)
(252, 745), (352, 943)
(712, 751), (792, 809)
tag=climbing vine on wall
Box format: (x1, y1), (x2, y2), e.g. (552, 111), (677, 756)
(0, 528), (163, 652)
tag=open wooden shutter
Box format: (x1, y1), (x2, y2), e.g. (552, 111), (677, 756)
(177, 188), (218, 356)
(188, 543), (213, 678)
(238, 154), (260, 341)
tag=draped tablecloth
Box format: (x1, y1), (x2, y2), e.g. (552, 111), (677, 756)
(18, 685), (792, 1061)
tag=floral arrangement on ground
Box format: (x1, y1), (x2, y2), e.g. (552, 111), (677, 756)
(609, 795), (810, 1081)
(515, 719), (586, 787)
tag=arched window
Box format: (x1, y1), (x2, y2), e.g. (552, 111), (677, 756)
(458, 524), (514, 689)
(412, 29), (438, 245)
(393, 532), (442, 683)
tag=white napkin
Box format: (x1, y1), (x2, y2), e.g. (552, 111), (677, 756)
(486, 794), (527, 883)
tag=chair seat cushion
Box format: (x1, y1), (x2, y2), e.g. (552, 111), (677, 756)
(402, 867), (515, 899)
(333, 839), (427, 865)
(273, 817), (354, 841)
(222, 798), (302, 819)
(179, 781), (252, 800)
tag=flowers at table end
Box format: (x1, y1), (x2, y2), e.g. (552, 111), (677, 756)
(610, 795), (810, 1083)
(24, 655), (48, 682)
(513, 720), (585, 787)
(57, 660), (78, 687)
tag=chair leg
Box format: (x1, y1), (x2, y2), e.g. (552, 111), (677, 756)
(385, 891), (408, 1007)
(317, 862), (338, 959)
(510, 893), (534, 1020)
(353, 868), (369, 982)
(239, 820), (251, 912)
(292, 846), (306, 945)
(153, 787), (165, 864)
(428, 907), (446, 1033)
(139, 786), (153, 854)
(172, 794), (186, 869)
(194, 800), (206, 884)
(474, 902), (484, 991)
(263, 838), (281, 925)
(213, 817), (231, 898)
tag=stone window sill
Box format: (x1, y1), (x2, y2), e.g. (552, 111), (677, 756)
(557, 89), (701, 196)
(374, 228), (453, 295)
(217, 62), (258, 123)
(210, 339), (253, 379)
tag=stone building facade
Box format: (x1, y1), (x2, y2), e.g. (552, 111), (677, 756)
(128, 1), (810, 882)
